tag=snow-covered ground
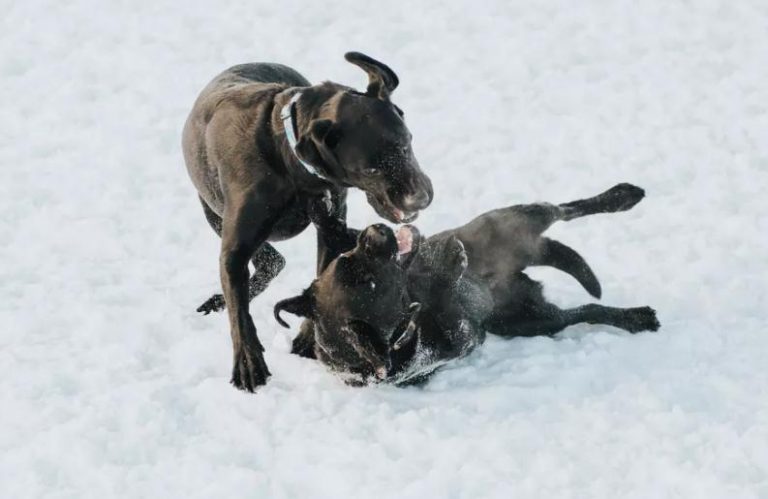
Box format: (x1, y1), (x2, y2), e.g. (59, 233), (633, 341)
(2, 0), (767, 497)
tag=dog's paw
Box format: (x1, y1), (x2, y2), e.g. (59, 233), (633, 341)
(606, 183), (646, 212)
(197, 293), (225, 315)
(306, 191), (335, 224)
(230, 339), (271, 392)
(623, 306), (660, 333)
(290, 324), (317, 359)
(444, 236), (468, 281)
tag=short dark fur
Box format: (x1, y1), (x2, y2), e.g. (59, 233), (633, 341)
(274, 225), (411, 381)
(420, 183), (659, 337)
(182, 52), (433, 391)
(276, 184), (660, 384)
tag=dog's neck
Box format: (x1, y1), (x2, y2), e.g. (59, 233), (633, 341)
(273, 89), (338, 193)
(280, 92), (329, 181)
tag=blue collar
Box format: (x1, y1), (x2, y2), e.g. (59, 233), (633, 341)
(280, 92), (329, 180)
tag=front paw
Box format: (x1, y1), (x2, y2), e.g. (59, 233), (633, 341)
(307, 191), (335, 225)
(197, 293), (225, 315)
(444, 236), (468, 281)
(231, 341), (271, 392)
(291, 320), (318, 359)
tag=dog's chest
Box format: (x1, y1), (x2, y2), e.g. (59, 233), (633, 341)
(267, 197), (310, 242)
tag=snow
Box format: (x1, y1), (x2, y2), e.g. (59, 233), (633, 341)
(2, 0), (767, 497)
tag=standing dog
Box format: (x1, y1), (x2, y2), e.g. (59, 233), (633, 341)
(182, 52), (433, 391)
(274, 184), (660, 384)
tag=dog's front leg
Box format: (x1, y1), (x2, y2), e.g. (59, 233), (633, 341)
(220, 196), (283, 391)
(309, 190), (358, 273)
(291, 191), (357, 359)
(342, 320), (390, 380)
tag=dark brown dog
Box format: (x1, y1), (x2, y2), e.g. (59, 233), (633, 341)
(182, 52), (433, 391)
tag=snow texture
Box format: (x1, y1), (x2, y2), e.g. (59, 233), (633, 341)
(2, 1), (767, 497)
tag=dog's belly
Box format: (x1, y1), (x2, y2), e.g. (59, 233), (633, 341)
(267, 199), (310, 242)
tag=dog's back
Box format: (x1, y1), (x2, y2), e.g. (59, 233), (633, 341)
(182, 62), (310, 214)
(225, 63), (311, 87)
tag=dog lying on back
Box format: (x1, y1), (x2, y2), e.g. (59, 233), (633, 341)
(274, 224), (415, 381)
(275, 183), (660, 384)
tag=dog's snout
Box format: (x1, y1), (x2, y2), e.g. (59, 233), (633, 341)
(402, 190), (431, 211)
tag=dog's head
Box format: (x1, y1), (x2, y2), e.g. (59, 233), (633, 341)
(274, 224), (412, 379)
(295, 52), (433, 224)
(274, 223), (409, 340)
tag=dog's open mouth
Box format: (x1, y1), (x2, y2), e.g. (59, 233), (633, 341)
(395, 225), (421, 267)
(366, 193), (419, 224)
(396, 226), (413, 255)
(391, 208), (419, 224)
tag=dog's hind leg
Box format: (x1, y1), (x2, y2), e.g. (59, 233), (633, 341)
(558, 183), (645, 221)
(196, 197), (286, 315)
(562, 303), (660, 333)
(197, 243), (285, 314)
(490, 301), (660, 337)
(487, 273), (658, 337)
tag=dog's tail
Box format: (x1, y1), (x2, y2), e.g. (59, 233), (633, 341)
(537, 238), (602, 299)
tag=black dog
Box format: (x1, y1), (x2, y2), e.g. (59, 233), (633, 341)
(275, 184), (660, 384)
(182, 52), (433, 391)
(274, 224), (415, 381)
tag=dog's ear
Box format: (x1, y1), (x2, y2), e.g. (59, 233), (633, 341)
(296, 119), (343, 166)
(309, 119), (343, 149)
(273, 288), (314, 328)
(345, 51), (399, 100)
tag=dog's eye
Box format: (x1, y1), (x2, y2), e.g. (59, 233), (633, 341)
(363, 168), (381, 177)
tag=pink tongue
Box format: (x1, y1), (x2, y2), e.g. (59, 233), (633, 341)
(396, 226), (413, 255)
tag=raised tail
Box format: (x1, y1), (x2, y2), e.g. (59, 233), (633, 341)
(537, 238), (602, 298)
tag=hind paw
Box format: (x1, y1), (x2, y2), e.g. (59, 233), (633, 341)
(197, 294), (225, 315)
(608, 183), (646, 211)
(624, 306), (660, 333)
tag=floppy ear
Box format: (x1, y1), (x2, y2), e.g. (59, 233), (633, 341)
(295, 119), (342, 165)
(345, 51), (399, 100)
(273, 289), (313, 328)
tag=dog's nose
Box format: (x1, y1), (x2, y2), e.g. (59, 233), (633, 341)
(402, 190), (431, 211)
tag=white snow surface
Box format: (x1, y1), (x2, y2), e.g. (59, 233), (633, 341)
(2, 1), (767, 497)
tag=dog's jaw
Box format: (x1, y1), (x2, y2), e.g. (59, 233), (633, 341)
(366, 192), (420, 224)
(392, 208), (419, 224)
